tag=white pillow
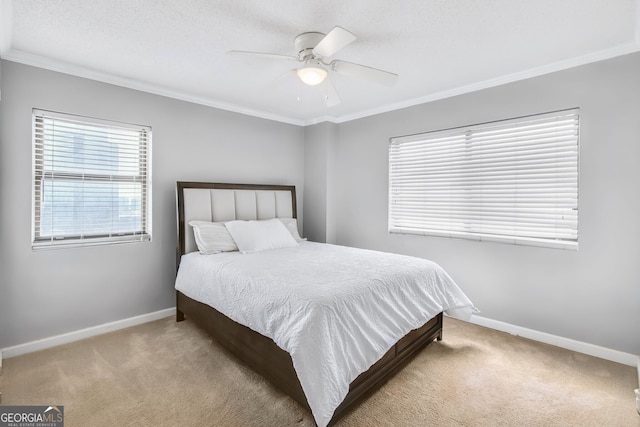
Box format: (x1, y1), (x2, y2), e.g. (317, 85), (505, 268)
(189, 220), (238, 254)
(225, 219), (299, 253)
(278, 217), (305, 242)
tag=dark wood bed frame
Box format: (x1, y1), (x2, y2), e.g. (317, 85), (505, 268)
(175, 181), (444, 426)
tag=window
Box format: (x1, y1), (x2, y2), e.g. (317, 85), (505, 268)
(389, 109), (579, 249)
(32, 109), (152, 249)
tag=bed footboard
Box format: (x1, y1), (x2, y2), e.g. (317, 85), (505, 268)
(176, 290), (443, 424)
(177, 291), (309, 407)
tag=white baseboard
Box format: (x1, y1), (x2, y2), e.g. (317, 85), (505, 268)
(1, 308), (637, 375)
(469, 314), (638, 367)
(0, 307), (175, 359)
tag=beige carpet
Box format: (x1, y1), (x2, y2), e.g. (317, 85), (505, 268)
(1, 316), (638, 426)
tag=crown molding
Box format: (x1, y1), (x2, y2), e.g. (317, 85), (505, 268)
(3, 42), (639, 127)
(1, 0), (639, 129)
(333, 41), (640, 124)
(1, 48), (307, 126)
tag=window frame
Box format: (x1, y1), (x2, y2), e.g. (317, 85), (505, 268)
(388, 109), (579, 250)
(32, 109), (152, 249)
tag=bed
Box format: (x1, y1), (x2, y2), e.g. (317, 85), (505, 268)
(174, 181), (474, 426)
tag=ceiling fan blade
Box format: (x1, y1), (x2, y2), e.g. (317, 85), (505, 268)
(324, 78), (340, 107)
(227, 50), (298, 61)
(312, 26), (356, 58)
(331, 60), (399, 87)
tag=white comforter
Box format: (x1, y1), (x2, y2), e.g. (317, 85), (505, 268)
(175, 242), (474, 427)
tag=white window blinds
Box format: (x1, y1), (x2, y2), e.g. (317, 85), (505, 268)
(32, 109), (152, 249)
(389, 109), (579, 249)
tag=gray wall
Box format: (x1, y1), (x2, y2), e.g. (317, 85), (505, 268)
(327, 52), (640, 355)
(303, 122), (338, 243)
(0, 61), (304, 349)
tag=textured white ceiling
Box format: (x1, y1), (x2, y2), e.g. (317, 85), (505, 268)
(1, 0), (639, 125)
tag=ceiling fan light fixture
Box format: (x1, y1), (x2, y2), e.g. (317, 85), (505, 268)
(297, 66), (327, 86)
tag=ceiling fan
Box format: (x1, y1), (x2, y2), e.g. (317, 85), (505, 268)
(228, 26), (399, 106)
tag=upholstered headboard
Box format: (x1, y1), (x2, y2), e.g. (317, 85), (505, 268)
(176, 182), (297, 263)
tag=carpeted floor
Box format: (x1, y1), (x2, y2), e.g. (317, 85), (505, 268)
(1, 316), (638, 426)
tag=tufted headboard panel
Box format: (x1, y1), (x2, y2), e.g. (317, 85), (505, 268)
(176, 182), (297, 263)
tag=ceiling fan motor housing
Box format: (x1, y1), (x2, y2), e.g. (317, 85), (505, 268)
(295, 32), (325, 60)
